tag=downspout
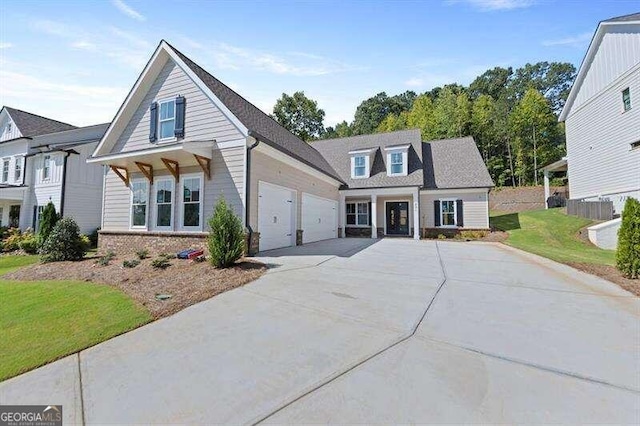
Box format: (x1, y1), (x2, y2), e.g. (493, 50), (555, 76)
(59, 151), (71, 217)
(245, 136), (260, 255)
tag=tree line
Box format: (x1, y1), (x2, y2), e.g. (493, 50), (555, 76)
(271, 62), (576, 187)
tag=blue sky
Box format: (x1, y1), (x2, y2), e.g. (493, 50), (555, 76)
(0, 0), (638, 127)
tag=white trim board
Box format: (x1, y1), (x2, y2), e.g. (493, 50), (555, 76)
(340, 186), (420, 197)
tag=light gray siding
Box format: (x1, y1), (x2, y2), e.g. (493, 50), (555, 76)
(63, 143), (104, 234)
(573, 28), (640, 111)
(0, 112), (22, 142)
(101, 146), (245, 232)
(565, 64), (640, 213)
(420, 190), (489, 229)
(112, 59), (244, 154)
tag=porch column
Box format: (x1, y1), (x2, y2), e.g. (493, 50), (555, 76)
(339, 193), (346, 238)
(371, 194), (377, 238)
(544, 170), (550, 209)
(413, 188), (420, 240)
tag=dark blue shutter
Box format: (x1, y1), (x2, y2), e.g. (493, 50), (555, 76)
(434, 200), (441, 227)
(456, 199), (464, 227)
(174, 96), (185, 138)
(149, 102), (158, 142)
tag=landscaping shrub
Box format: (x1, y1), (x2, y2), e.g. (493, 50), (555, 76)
(151, 257), (171, 269)
(96, 251), (116, 266)
(0, 226), (9, 240)
(40, 218), (87, 263)
(207, 197), (244, 268)
(2, 228), (27, 252)
(456, 230), (489, 240)
(19, 235), (39, 254)
(437, 234), (447, 240)
(158, 252), (176, 259)
(122, 259), (140, 268)
(37, 202), (59, 246)
(135, 249), (149, 260)
(616, 197), (640, 279)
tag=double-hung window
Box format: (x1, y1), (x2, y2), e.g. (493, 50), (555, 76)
(346, 202), (369, 226)
(353, 156), (366, 177)
(1, 158), (8, 182)
(159, 99), (176, 140)
(182, 175), (202, 230)
(14, 157), (22, 182)
(155, 179), (174, 229)
(42, 155), (51, 181)
(440, 200), (456, 227)
(623, 88), (632, 112)
(131, 180), (149, 228)
(390, 152), (403, 175)
(35, 205), (45, 231)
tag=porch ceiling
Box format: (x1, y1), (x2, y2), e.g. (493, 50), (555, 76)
(0, 185), (26, 202)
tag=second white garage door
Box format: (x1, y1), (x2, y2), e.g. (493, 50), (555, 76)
(258, 181), (296, 251)
(302, 193), (338, 244)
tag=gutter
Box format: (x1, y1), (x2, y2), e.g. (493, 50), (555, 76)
(245, 137), (261, 253)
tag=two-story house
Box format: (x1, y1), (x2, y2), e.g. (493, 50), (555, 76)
(559, 12), (640, 248)
(89, 40), (493, 255)
(0, 106), (108, 233)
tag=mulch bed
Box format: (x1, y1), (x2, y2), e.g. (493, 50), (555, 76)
(567, 262), (639, 297)
(480, 230), (509, 243)
(3, 256), (267, 319)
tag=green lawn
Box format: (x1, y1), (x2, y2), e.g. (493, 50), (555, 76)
(0, 256), (151, 381)
(490, 208), (616, 266)
(0, 255), (39, 275)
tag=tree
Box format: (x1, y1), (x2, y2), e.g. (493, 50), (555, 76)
(207, 197), (245, 268)
(40, 217), (86, 262)
(407, 94), (437, 140)
(272, 91), (325, 141)
(323, 120), (353, 139)
(433, 87), (460, 138)
(37, 202), (59, 246)
(352, 91), (416, 135)
(377, 112), (408, 133)
(508, 62), (576, 113)
(509, 88), (560, 185)
(469, 66), (513, 100)
(616, 197), (640, 279)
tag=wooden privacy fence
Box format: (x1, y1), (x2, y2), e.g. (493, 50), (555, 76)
(566, 199), (614, 221)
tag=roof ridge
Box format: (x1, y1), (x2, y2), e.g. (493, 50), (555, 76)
(602, 12), (640, 23)
(3, 106), (77, 128)
(424, 135), (474, 143)
(315, 128), (420, 144)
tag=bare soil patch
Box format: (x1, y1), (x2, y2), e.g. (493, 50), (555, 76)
(481, 230), (509, 243)
(567, 262), (639, 297)
(4, 256), (267, 319)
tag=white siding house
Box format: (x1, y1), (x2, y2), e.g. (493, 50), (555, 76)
(560, 13), (640, 215)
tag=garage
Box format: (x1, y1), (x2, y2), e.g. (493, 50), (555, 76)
(302, 193), (338, 244)
(258, 181), (296, 251)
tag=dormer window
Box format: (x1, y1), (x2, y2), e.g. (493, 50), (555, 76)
(385, 145), (409, 177)
(6, 122), (12, 133)
(159, 99), (176, 140)
(349, 148), (374, 179)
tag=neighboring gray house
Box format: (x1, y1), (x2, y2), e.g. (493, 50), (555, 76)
(89, 40), (493, 255)
(0, 106), (108, 233)
(558, 12), (640, 248)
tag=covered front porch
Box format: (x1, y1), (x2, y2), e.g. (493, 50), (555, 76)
(0, 185), (26, 228)
(339, 187), (420, 240)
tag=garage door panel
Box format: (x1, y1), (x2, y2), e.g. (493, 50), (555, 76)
(258, 182), (295, 251)
(302, 193), (337, 244)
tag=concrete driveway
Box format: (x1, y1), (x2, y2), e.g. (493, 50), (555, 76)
(1, 239), (638, 424)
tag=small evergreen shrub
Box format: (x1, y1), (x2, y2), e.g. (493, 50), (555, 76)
(616, 197), (640, 279)
(2, 228), (25, 252)
(40, 218), (87, 262)
(158, 252), (176, 259)
(122, 259), (140, 268)
(136, 249), (149, 260)
(37, 202), (59, 246)
(151, 257), (171, 269)
(207, 197), (244, 268)
(96, 251), (116, 266)
(19, 235), (39, 254)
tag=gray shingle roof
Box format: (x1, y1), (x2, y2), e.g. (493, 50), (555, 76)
(602, 12), (640, 23)
(423, 136), (494, 189)
(311, 129), (424, 189)
(165, 42), (343, 183)
(3, 106), (76, 138)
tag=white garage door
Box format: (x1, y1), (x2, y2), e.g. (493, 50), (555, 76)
(302, 193), (338, 244)
(258, 181), (295, 251)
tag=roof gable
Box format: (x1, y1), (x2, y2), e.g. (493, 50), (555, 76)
(559, 15), (640, 121)
(0, 106), (76, 139)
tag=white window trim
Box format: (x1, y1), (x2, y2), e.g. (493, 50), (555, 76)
(383, 199), (411, 236)
(622, 87), (632, 113)
(351, 155), (370, 179)
(153, 177), (175, 231)
(346, 201), (369, 227)
(439, 198), (458, 228)
(385, 146), (409, 177)
(1, 157), (9, 183)
(130, 179), (150, 230)
(179, 172), (204, 232)
(14, 156), (23, 182)
(158, 98), (177, 142)
(42, 155), (51, 182)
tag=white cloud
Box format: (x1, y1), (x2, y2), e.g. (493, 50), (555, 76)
(109, 26), (151, 49)
(542, 32), (592, 48)
(0, 42), (12, 49)
(70, 40), (96, 51)
(29, 19), (75, 37)
(111, 0), (146, 21)
(447, 0), (536, 11)
(405, 77), (425, 88)
(404, 62), (498, 89)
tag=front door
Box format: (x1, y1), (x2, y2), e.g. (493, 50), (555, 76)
(9, 205), (20, 228)
(386, 202), (409, 235)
